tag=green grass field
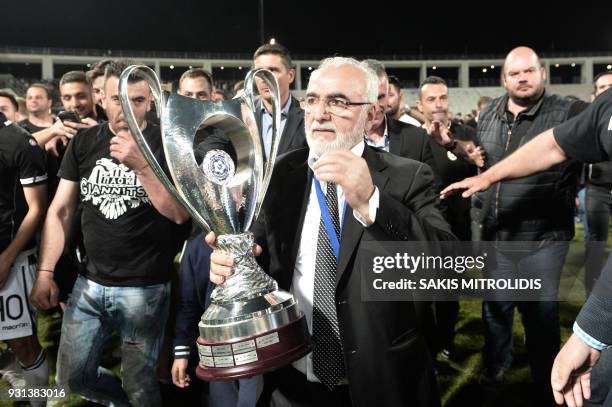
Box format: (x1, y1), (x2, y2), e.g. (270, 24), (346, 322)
(0, 224), (600, 406)
(437, 225), (589, 407)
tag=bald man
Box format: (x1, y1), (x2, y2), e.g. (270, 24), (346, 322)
(429, 46), (587, 404)
(441, 86), (612, 407)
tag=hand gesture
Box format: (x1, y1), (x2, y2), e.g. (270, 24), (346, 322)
(313, 150), (375, 222)
(551, 334), (602, 407)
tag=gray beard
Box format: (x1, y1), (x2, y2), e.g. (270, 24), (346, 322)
(306, 110), (368, 156)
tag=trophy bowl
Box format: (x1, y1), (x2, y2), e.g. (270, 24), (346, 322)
(119, 65), (311, 381)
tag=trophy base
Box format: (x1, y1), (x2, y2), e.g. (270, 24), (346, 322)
(195, 315), (311, 381)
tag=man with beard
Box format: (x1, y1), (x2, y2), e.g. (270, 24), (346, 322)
(207, 57), (454, 407)
(387, 75), (422, 127)
(440, 85), (612, 407)
(30, 60), (190, 406)
(428, 46), (587, 405)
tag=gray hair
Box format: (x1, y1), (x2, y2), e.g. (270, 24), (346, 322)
(313, 56), (378, 104)
(362, 59), (387, 79)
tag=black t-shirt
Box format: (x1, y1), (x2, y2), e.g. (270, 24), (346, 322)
(18, 119), (50, 134)
(554, 88), (612, 163)
(47, 111), (107, 200)
(59, 123), (189, 286)
(0, 124), (47, 253)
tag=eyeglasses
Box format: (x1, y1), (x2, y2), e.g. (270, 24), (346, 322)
(300, 96), (371, 115)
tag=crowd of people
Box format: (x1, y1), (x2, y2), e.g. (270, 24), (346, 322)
(1, 41), (612, 407)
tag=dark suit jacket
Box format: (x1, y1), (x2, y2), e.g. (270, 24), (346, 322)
(387, 116), (435, 170)
(255, 95), (308, 160)
(253, 145), (454, 407)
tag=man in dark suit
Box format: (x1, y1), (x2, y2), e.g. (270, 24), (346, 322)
(361, 60), (442, 358)
(209, 57), (454, 407)
(361, 59), (435, 168)
(252, 42), (307, 160)
(196, 43), (307, 163)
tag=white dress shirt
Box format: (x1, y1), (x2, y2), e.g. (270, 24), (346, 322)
(261, 95), (292, 160)
(291, 141), (379, 382)
(398, 112), (422, 127)
(364, 118), (389, 152)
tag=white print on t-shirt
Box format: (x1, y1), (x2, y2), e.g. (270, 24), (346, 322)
(608, 115), (612, 131)
(80, 158), (150, 220)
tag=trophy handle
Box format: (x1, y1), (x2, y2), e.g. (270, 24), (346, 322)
(243, 69), (281, 220)
(119, 65), (212, 232)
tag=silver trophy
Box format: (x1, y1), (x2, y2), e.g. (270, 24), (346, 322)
(119, 66), (310, 380)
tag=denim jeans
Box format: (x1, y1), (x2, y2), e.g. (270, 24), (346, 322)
(482, 241), (569, 404)
(56, 275), (170, 407)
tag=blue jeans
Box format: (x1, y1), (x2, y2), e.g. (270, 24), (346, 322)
(482, 241), (569, 403)
(56, 276), (170, 407)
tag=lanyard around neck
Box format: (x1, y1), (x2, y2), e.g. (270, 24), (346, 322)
(314, 178), (348, 260)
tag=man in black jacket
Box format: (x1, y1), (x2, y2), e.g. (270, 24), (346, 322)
(31, 60), (190, 406)
(362, 59), (435, 168)
(429, 46), (587, 405)
(441, 87), (612, 407)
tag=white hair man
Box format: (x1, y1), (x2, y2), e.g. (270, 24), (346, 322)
(207, 56), (453, 407)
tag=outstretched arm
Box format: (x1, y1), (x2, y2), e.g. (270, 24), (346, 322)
(441, 128), (567, 199)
